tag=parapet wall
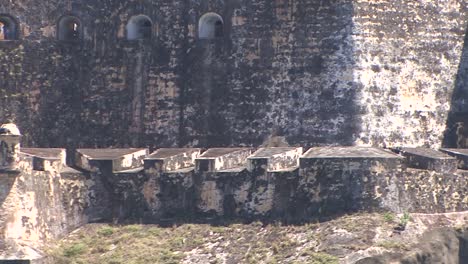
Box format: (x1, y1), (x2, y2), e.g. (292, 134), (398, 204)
(1, 143), (468, 260)
(0, 149), (88, 260)
(74, 146), (468, 223)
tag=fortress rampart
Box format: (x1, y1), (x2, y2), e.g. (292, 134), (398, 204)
(0, 0), (468, 261)
(1, 127), (467, 260)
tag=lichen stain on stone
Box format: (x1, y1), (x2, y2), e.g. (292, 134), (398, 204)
(142, 176), (160, 210)
(198, 181), (223, 214)
(233, 181), (251, 210)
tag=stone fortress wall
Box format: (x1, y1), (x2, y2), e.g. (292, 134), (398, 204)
(1, 0), (468, 261)
(0, 126), (88, 261)
(0, 124), (467, 261)
(0, 0), (467, 149)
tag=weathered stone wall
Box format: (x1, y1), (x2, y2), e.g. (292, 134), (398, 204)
(399, 169), (468, 213)
(0, 155), (88, 259)
(353, 0), (468, 148)
(111, 166), (468, 224)
(1, 1), (465, 148)
(1, 144), (468, 261)
(0, 0), (356, 148)
(0, 1), (183, 149)
(181, 0), (357, 146)
(297, 157), (404, 218)
(94, 148), (468, 223)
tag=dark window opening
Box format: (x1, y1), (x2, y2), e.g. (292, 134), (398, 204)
(58, 16), (81, 41)
(127, 15), (153, 40)
(0, 16), (18, 40)
(199, 13), (224, 39)
(0, 141), (7, 167)
(214, 21), (223, 38)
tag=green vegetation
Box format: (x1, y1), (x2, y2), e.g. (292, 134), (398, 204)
(97, 226), (115, 237)
(383, 212), (395, 223)
(46, 213), (406, 264)
(308, 252), (339, 264)
(399, 212), (412, 227)
(377, 241), (408, 251)
(48, 224), (202, 264)
(63, 243), (87, 257)
(48, 222), (332, 264)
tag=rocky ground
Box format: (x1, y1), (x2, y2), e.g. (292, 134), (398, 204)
(37, 211), (468, 264)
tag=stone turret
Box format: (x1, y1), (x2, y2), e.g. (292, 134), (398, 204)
(0, 123), (21, 171)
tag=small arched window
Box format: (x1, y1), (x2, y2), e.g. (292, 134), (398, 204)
(198, 13), (224, 39)
(58, 16), (82, 41)
(126, 15), (153, 40)
(0, 15), (18, 40)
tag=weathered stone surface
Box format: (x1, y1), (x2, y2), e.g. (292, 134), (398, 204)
(353, 0), (468, 148)
(76, 148), (148, 172)
(144, 148), (201, 172)
(396, 147), (458, 173)
(2, 143), (468, 261)
(0, 152), (88, 261)
(297, 147), (404, 217)
(196, 148), (252, 172)
(0, 1), (466, 261)
(359, 228), (468, 264)
(61, 146), (468, 224)
(248, 147), (302, 172)
(0, 1), (465, 149)
(399, 169), (468, 214)
(112, 169), (197, 222)
(440, 148), (468, 170)
(20, 148), (66, 172)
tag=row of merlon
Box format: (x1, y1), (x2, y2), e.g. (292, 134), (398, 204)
(18, 146), (467, 174)
(0, 12), (224, 42)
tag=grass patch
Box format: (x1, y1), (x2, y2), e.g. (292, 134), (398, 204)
(309, 252), (339, 264)
(47, 224), (208, 264)
(123, 224), (142, 232)
(63, 243), (87, 257)
(383, 212), (395, 223)
(49, 215), (394, 264)
(377, 241), (408, 251)
(399, 212), (412, 227)
(97, 226), (115, 237)
(299, 247), (339, 264)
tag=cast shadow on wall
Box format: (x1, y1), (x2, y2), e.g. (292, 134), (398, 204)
(443, 26), (468, 148)
(180, 2), (360, 148)
(0, 2), (360, 149)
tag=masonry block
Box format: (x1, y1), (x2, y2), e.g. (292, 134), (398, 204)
(196, 148), (252, 172)
(395, 147), (457, 173)
(298, 147), (404, 218)
(21, 148), (66, 172)
(75, 148), (148, 172)
(145, 148), (201, 172)
(96, 149), (199, 222)
(248, 147), (303, 172)
(440, 149), (468, 170)
(235, 147), (302, 217)
(193, 148), (252, 217)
